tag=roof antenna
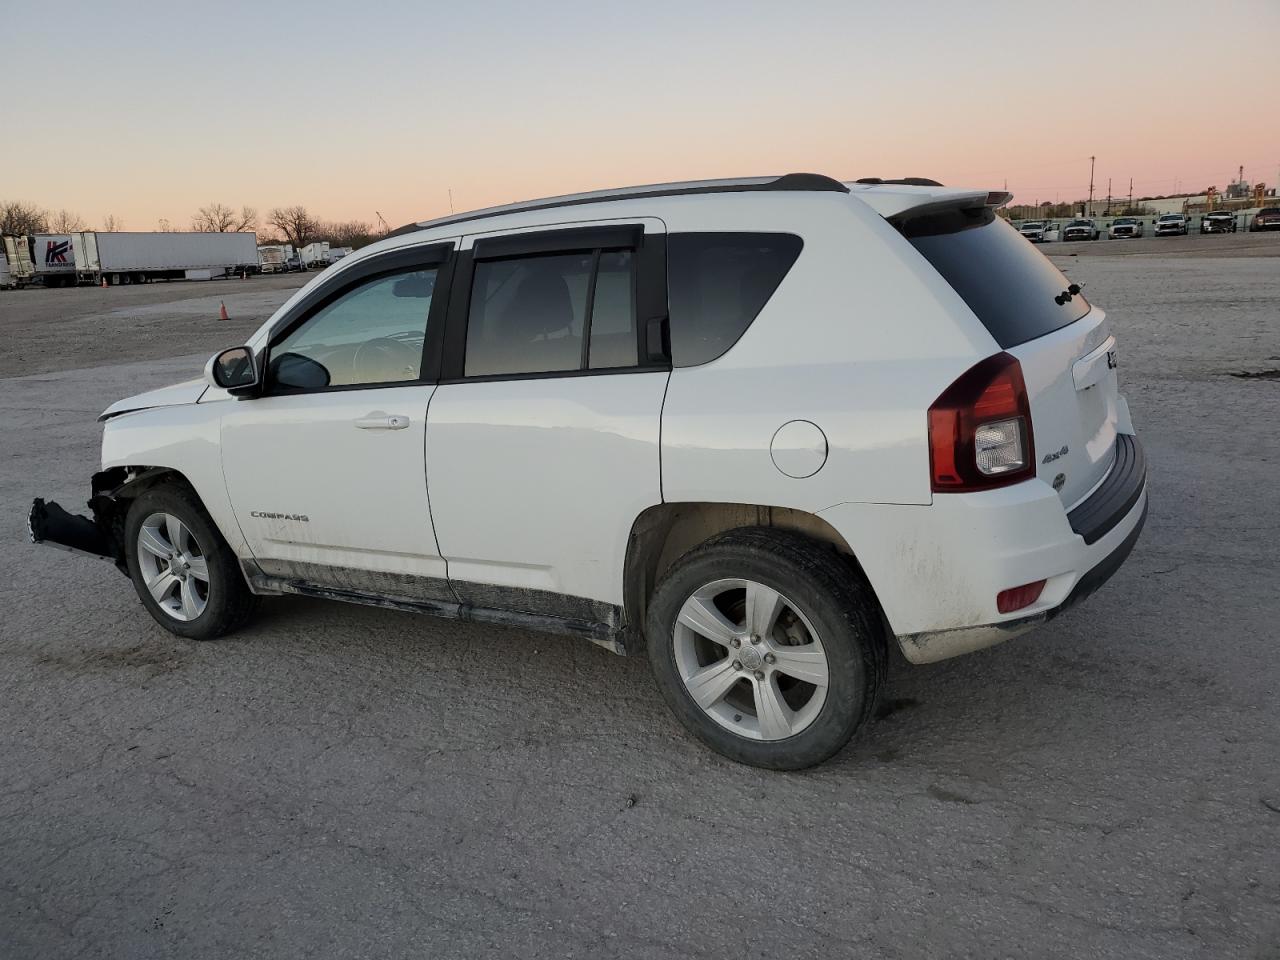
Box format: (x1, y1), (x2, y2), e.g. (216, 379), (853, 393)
(448, 189), (454, 214)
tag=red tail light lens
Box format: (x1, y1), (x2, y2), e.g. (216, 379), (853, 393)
(928, 353), (1035, 492)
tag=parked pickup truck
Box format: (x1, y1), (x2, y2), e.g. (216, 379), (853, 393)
(1018, 221), (1050, 242)
(1200, 212), (1237, 234)
(1108, 217), (1144, 239)
(1154, 214), (1190, 236)
(1062, 219), (1100, 241)
(1250, 208), (1280, 232)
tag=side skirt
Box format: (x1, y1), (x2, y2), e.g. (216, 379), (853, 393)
(244, 569), (628, 656)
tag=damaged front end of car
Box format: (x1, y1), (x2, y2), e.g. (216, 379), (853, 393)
(27, 467), (162, 575)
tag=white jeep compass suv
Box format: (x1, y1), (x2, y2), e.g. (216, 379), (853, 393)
(30, 174), (1147, 769)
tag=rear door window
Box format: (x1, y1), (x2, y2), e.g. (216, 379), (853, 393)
(667, 233), (802, 367)
(901, 207), (1089, 349)
(464, 248), (638, 377)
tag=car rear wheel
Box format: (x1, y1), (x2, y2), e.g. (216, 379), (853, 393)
(125, 484), (257, 640)
(646, 528), (885, 769)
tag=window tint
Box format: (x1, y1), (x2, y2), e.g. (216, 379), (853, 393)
(465, 248), (638, 377)
(903, 207), (1089, 349)
(588, 250), (637, 369)
(271, 267), (436, 389)
(667, 233), (803, 367)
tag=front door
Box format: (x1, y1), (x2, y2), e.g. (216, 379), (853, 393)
(426, 222), (670, 620)
(220, 243), (455, 600)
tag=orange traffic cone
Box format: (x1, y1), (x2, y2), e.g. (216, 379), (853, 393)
(218, 301), (229, 321)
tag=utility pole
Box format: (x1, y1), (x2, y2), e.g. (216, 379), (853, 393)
(1088, 156), (1096, 215)
(1106, 178), (1112, 215)
(1128, 178), (1133, 211)
(448, 189), (454, 214)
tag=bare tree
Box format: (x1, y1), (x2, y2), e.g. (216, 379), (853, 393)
(268, 206), (317, 251)
(101, 214), (124, 232)
(315, 219), (376, 248)
(1, 201), (49, 235)
(48, 209), (87, 232)
(157, 218), (173, 232)
(192, 203), (258, 232)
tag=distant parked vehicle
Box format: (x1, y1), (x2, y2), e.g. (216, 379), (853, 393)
(258, 245), (288, 273)
(1108, 217), (1144, 239)
(1154, 214), (1189, 236)
(326, 246), (353, 264)
(1062, 219), (1100, 241)
(72, 232), (259, 285)
(1, 236), (35, 288)
(286, 255), (302, 272)
(1250, 207), (1280, 232)
(30, 234), (78, 287)
(1200, 212), (1237, 234)
(299, 242), (331, 268)
(1018, 221), (1049, 242)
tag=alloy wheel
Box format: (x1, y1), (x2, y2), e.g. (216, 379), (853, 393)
(136, 512), (209, 621)
(672, 578), (830, 741)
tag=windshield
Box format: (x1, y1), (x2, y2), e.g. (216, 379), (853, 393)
(1068, 220), (1090, 227)
(902, 206), (1090, 349)
(1159, 215), (1181, 221)
(1021, 222), (1044, 229)
(1114, 218), (1135, 224)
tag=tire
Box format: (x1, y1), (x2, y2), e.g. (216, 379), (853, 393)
(645, 527), (886, 770)
(124, 483), (257, 640)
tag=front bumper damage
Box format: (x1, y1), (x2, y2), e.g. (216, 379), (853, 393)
(27, 469), (134, 573)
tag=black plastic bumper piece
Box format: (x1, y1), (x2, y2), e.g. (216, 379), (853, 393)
(1067, 434), (1146, 546)
(1051, 496), (1148, 619)
(28, 498), (117, 560)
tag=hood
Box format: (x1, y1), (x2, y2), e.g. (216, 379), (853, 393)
(99, 378), (208, 421)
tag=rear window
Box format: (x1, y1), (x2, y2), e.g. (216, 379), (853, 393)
(667, 233), (802, 367)
(902, 206), (1090, 349)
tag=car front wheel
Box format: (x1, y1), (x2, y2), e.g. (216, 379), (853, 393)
(646, 528), (885, 769)
(125, 484), (258, 640)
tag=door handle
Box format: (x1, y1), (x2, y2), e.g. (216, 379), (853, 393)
(354, 414), (410, 430)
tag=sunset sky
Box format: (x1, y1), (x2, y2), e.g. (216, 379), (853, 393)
(8, 0), (1279, 233)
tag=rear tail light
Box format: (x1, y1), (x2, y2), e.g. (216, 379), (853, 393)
(997, 579), (1046, 613)
(928, 353), (1035, 492)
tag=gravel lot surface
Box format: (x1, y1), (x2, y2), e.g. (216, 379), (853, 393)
(1, 253), (1278, 959)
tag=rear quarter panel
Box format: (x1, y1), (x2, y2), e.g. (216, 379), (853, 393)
(660, 194), (996, 512)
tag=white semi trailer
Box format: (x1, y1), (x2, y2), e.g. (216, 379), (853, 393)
(72, 231), (259, 285)
(257, 244), (287, 274)
(1, 236), (35, 288)
(299, 241), (330, 268)
(29, 235), (77, 286)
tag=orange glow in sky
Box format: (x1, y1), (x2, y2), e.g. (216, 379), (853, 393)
(8, 0), (1279, 232)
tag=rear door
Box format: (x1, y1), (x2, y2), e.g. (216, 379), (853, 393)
(903, 206), (1122, 507)
(425, 220), (670, 618)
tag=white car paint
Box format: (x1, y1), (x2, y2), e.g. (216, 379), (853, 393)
(90, 176), (1145, 666)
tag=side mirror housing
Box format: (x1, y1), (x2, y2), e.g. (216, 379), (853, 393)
(205, 346), (261, 397)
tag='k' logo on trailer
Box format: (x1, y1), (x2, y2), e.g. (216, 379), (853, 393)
(45, 240), (71, 265)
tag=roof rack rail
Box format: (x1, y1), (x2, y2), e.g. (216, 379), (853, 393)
(853, 177), (946, 187)
(390, 173), (849, 237)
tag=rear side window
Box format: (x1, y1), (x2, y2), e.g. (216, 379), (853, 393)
(667, 233), (802, 367)
(464, 249), (637, 377)
(902, 207), (1089, 349)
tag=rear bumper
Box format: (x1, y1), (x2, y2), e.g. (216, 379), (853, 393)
(818, 433), (1149, 664)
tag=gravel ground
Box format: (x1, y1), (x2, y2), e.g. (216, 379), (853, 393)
(1, 255), (1278, 959)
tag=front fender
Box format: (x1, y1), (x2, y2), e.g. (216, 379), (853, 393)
(100, 400), (248, 557)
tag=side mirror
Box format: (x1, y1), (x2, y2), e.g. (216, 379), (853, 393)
(205, 346), (260, 395)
